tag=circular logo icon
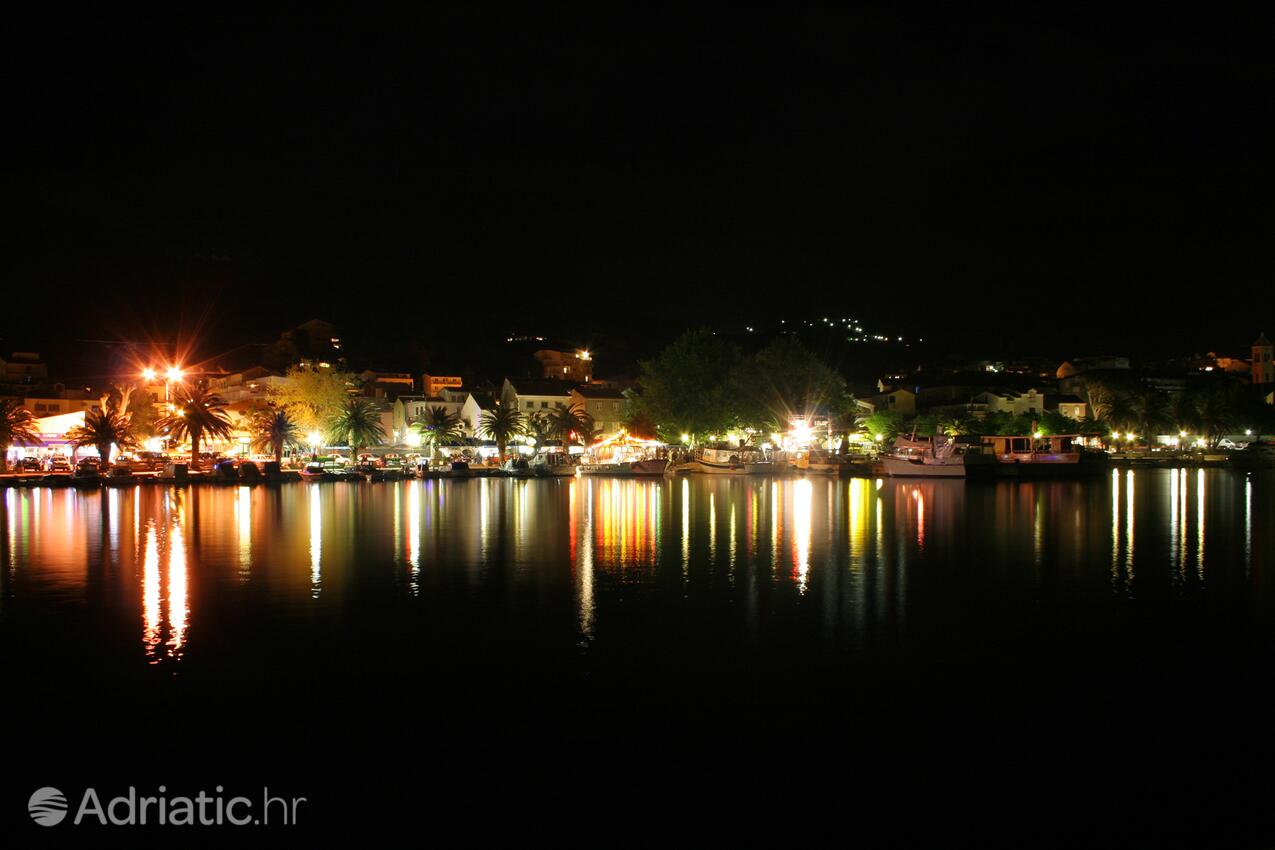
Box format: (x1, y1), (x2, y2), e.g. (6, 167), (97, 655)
(28, 787), (67, 826)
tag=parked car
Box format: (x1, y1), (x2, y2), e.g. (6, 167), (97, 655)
(19, 457), (42, 472)
(45, 456), (71, 473)
(75, 457), (102, 475)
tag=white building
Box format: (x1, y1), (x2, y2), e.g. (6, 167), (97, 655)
(501, 378), (574, 415)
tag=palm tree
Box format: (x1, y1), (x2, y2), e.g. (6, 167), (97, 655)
(1127, 390), (1171, 449)
(412, 405), (465, 459)
(937, 414), (976, 437)
(479, 404), (525, 460)
(250, 407), (301, 465)
(623, 411), (660, 441)
(1085, 380), (1117, 423)
(574, 415), (600, 449)
(524, 412), (554, 455)
(1099, 391), (1135, 435)
(549, 403), (594, 454)
(66, 387), (138, 467)
(327, 398), (386, 463)
(157, 384), (233, 469)
(1171, 393), (1201, 437)
(1197, 387), (1238, 449)
(0, 399), (41, 473)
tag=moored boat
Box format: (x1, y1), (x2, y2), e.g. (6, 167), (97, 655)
(980, 433), (1108, 477)
(694, 445), (774, 475)
(298, 462), (336, 482)
(790, 448), (871, 476)
(531, 453), (578, 477)
(501, 456), (536, 478)
(880, 434), (993, 478)
(579, 431), (671, 475)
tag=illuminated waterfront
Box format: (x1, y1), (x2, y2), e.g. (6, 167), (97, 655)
(3, 471), (1273, 832)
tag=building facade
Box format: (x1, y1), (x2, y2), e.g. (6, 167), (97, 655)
(533, 349), (592, 383)
(570, 385), (627, 436)
(1254, 333), (1273, 386)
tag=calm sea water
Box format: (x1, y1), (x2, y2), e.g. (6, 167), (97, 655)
(3, 471), (1273, 838)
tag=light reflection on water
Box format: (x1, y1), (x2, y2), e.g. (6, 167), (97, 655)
(0, 471), (1270, 667)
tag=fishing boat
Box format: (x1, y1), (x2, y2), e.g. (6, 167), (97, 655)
(501, 456), (536, 478)
(298, 462), (336, 482)
(790, 448), (871, 476)
(578, 431), (670, 475)
(880, 434), (994, 478)
(531, 453), (578, 477)
(694, 444), (774, 475)
(980, 433), (1108, 477)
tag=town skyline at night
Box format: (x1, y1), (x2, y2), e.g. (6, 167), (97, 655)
(4, 8), (1275, 843)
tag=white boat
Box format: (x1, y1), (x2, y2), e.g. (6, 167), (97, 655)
(695, 445), (774, 475)
(880, 435), (993, 478)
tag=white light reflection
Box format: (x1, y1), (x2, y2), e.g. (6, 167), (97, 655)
(407, 479), (421, 593)
(309, 484), (322, 598)
(1196, 468), (1205, 580)
(1244, 474), (1253, 575)
(1125, 469), (1135, 579)
(681, 477), (690, 578)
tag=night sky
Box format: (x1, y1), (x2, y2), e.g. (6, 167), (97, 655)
(4, 9), (1272, 377)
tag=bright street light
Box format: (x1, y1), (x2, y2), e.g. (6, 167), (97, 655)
(141, 368), (157, 381)
(166, 367), (184, 382)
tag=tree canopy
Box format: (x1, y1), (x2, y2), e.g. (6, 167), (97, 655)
(269, 365), (357, 433)
(633, 329), (739, 442)
(733, 337), (851, 432)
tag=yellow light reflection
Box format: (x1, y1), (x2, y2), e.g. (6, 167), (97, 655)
(236, 485), (251, 577)
(793, 479), (812, 593)
(167, 518), (188, 656)
(708, 491), (716, 562)
(142, 520), (160, 655)
(579, 478), (595, 639)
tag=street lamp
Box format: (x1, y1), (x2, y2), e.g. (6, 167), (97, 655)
(307, 431), (323, 461)
(142, 364), (185, 404)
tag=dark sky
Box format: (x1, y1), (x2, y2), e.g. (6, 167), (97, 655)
(3, 8), (1272, 376)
